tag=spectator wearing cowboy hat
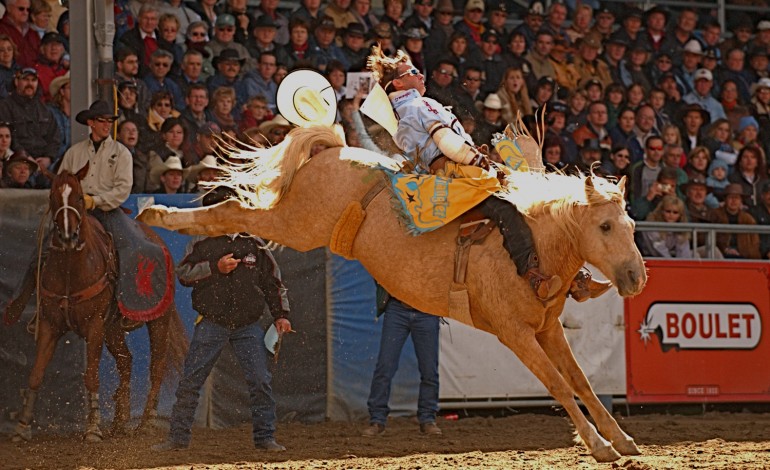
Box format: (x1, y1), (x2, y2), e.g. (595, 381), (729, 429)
(549, 36), (579, 92)
(150, 155), (187, 194)
(252, 0), (290, 47)
(590, 7), (614, 41)
(185, 154), (223, 192)
(371, 22), (397, 57)
(207, 48), (249, 110)
(712, 183), (761, 259)
(341, 22), (369, 71)
(484, 2), (509, 40)
(402, 27), (428, 76)
(308, 17), (347, 72)
(472, 92), (504, 145)
(0, 150), (37, 189)
(572, 32), (611, 90)
(246, 14), (279, 59)
(258, 114), (292, 145)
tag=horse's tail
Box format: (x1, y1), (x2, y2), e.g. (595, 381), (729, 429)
(164, 303), (188, 377)
(218, 125), (347, 209)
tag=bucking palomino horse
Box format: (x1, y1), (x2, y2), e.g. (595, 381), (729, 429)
(138, 125), (648, 462)
(10, 164), (188, 442)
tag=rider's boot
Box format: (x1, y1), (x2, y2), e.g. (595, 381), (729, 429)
(478, 197), (562, 302)
(568, 267), (612, 302)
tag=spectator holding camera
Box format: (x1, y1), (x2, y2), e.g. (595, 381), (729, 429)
(632, 166), (682, 221)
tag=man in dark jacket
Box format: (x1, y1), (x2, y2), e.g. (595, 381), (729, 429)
(153, 188), (291, 453)
(118, 3), (174, 78)
(0, 68), (61, 178)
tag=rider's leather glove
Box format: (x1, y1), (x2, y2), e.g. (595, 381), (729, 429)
(83, 194), (95, 210)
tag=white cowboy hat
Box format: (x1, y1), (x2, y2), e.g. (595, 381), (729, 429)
(184, 154), (221, 181)
(49, 72), (70, 99)
(150, 155), (184, 185)
(258, 114), (292, 135)
(276, 69), (337, 128)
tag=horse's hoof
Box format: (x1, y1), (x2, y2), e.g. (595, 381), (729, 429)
(84, 431), (103, 443)
(11, 423), (31, 442)
(591, 444), (622, 463)
(612, 438), (642, 456)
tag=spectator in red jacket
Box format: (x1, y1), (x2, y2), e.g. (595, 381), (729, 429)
(0, 0), (40, 67)
(34, 32), (68, 103)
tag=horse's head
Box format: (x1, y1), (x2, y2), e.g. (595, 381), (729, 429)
(49, 163), (89, 250)
(577, 176), (647, 297)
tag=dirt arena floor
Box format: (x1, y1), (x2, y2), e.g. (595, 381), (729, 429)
(2, 410), (770, 470)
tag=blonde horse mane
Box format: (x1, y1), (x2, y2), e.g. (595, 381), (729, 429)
(214, 125), (347, 209)
(500, 171), (626, 247)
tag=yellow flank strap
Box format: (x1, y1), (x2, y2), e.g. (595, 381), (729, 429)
(330, 202), (365, 260)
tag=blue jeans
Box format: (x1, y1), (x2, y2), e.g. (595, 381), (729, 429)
(168, 319), (276, 446)
(367, 299), (440, 425)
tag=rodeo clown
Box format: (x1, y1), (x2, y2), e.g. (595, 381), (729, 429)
(366, 46), (610, 303)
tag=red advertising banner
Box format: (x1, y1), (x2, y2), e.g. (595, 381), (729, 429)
(625, 260), (770, 403)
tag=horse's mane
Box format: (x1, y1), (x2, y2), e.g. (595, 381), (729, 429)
(216, 125), (347, 209)
(499, 171), (626, 246)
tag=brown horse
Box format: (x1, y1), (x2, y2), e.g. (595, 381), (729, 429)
(138, 126), (647, 462)
(12, 163), (187, 442)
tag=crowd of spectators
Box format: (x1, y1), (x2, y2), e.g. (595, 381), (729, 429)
(2, 0), (770, 259)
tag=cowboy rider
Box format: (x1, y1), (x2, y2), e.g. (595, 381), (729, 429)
(368, 47), (610, 302)
(57, 100), (172, 319)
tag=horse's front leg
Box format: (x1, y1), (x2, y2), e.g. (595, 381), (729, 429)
(104, 322), (132, 436)
(496, 325), (621, 463)
(537, 322), (640, 456)
(83, 320), (106, 442)
(138, 201), (252, 236)
(12, 320), (62, 442)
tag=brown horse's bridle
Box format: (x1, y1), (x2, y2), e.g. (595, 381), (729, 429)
(43, 200), (116, 329)
(50, 203), (84, 251)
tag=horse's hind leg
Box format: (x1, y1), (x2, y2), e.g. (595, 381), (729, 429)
(12, 320), (61, 442)
(83, 321), (106, 442)
(140, 315), (170, 428)
(537, 323), (640, 456)
(104, 322), (132, 435)
(497, 327), (621, 463)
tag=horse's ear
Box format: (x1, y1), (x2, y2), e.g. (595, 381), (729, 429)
(40, 166), (56, 181)
(76, 162), (90, 181)
(617, 176), (627, 197)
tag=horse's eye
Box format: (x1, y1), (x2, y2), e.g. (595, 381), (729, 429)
(600, 222), (611, 233)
